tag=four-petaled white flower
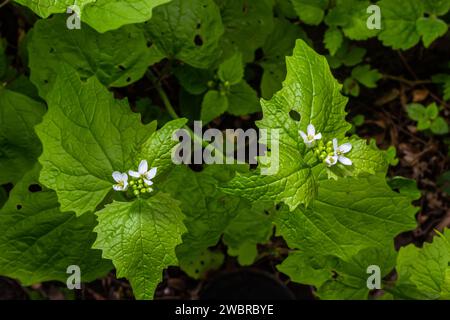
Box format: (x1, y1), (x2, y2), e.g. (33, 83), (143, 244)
(112, 172), (128, 191)
(332, 138), (352, 166)
(128, 160), (157, 186)
(299, 124), (322, 147)
(325, 154), (338, 167)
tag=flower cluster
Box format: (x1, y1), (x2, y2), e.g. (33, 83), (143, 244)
(299, 124), (352, 167)
(112, 160), (157, 196)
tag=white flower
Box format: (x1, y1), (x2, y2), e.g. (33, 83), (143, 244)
(325, 154), (338, 167)
(112, 172), (128, 191)
(299, 124), (322, 147)
(128, 160), (157, 186)
(332, 138), (352, 166)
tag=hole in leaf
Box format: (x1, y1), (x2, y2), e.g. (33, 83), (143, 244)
(200, 260), (205, 265)
(194, 35), (203, 46)
(44, 79), (49, 84)
(3, 183), (13, 193)
(28, 184), (42, 193)
(196, 23), (201, 29)
(289, 110), (301, 121)
(16, 204), (22, 210)
(255, 48), (263, 60)
(146, 41), (152, 48)
(49, 48), (55, 53)
(195, 269), (199, 274)
(118, 65), (126, 71)
(126, 77), (131, 82)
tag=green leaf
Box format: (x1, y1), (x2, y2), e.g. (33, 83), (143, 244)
(432, 74), (450, 101)
(407, 103), (427, 121)
(423, 0), (450, 16)
(145, 0), (224, 69)
(343, 77), (360, 96)
(138, 118), (188, 178)
(277, 174), (417, 299)
(174, 65), (212, 95)
(417, 17), (448, 48)
(393, 229), (450, 299)
(216, 0), (274, 62)
(180, 249), (224, 279)
(426, 102), (439, 119)
(218, 52), (244, 85)
(351, 64), (382, 88)
(388, 176), (421, 201)
(325, 0), (379, 40)
(431, 117), (449, 135)
(14, 0), (172, 33)
(162, 165), (272, 268)
(0, 89), (45, 185)
(315, 247), (397, 299)
(223, 204), (273, 265)
(93, 193), (186, 299)
(0, 164), (112, 285)
(162, 165), (242, 258)
(224, 40), (386, 210)
(28, 15), (163, 99)
(324, 27), (343, 56)
(291, 0), (328, 25)
(327, 42), (366, 68)
(275, 174), (417, 261)
(378, 0), (424, 50)
(260, 17), (310, 99)
(201, 90), (228, 123)
(35, 65), (156, 216)
(227, 81), (260, 116)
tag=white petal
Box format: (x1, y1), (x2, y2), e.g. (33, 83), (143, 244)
(332, 138), (338, 151)
(146, 167), (157, 180)
(143, 179), (154, 186)
(338, 143), (352, 153)
(123, 180), (128, 189)
(299, 130), (308, 143)
(138, 160), (148, 175)
(120, 173), (128, 182)
(113, 184), (123, 191)
(314, 133), (322, 140)
(112, 171), (122, 182)
(128, 170), (140, 178)
(325, 155), (338, 166)
(338, 156), (352, 166)
(307, 124), (315, 136)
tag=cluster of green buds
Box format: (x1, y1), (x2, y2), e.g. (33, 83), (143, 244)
(207, 75), (231, 96)
(129, 178), (153, 197)
(299, 124), (353, 167)
(313, 140), (334, 162)
(112, 160), (157, 197)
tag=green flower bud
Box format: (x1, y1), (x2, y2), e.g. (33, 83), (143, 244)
(133, 190), (140, 196)
(224, 80), (230, 87)
(207, 80), (215, 88)
(129, 180), (135, 186)
(147, 188), (153, 193)
(326, 141), (333, 147)
(326, 147), (333, 153)
(140, 188), (147, 193)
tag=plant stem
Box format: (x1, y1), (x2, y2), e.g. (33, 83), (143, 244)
(0, 0), (10, 9)
(147, 69), (228, 162)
